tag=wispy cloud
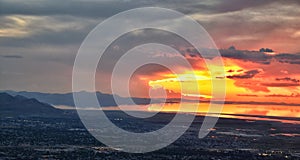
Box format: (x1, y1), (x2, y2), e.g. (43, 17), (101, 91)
(1, 55), (23, 59)
(227, 69), (260, 79)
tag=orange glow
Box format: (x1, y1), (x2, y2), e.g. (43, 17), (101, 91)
(141, 56), (300, 106)
(91, 103), (299, 124)
(147, 103), (300, 124)
(119, 50), (300, 120)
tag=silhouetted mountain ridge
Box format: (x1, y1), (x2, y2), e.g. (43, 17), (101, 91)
(0, 93), (63, 117)
(2, 90), (156, 107)
(3, 90), (299, 108)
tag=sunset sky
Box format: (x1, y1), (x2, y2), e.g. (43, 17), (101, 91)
(1, 0), (300, 105)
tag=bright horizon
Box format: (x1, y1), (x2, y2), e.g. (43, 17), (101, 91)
(1, 0), (300, 108)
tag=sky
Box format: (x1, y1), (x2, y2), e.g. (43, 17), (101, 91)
(1, 0), (300, 104)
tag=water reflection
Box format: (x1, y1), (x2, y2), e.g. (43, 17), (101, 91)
(55, 102), (300, 124)
(148, 103), (300, 117)
(112, 103), (299, 124)
(148, 103), (300, 124)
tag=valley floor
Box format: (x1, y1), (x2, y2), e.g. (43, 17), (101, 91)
(0, 111), (299, 160)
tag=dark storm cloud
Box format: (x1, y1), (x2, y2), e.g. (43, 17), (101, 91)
(275, 53), (300, 59)
(187, 48), (273, 64)
(236, 94), (258, 97)
(262, 83), (300, 87)
(264, 93), (300, 98)
(275, 77), (300, 83)
(220, 49), (271, 64)
(0, 0), (143, 18)
(227, 69), (260, 79)
(177, 0), (276, 15)
(275, 53), (300, 65)
(0, 0), (277, 17)
(218, 49), (300, 65)
(1, 0), (300, 55)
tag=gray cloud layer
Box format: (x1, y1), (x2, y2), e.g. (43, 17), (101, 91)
(0, 55), (23, 59)
(1, 0), (300, 93)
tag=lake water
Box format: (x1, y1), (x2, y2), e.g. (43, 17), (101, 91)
(55, 102), (300, 124)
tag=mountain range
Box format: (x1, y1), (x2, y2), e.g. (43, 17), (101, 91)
(2, 90), (299, 109)
(2, 90), (159, 107)
(0, 93), (63, 117)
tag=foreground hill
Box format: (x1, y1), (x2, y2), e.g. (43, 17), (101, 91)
(0, 93), (64, 117)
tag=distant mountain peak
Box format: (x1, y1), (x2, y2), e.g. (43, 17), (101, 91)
(0, 92), (63, 117)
